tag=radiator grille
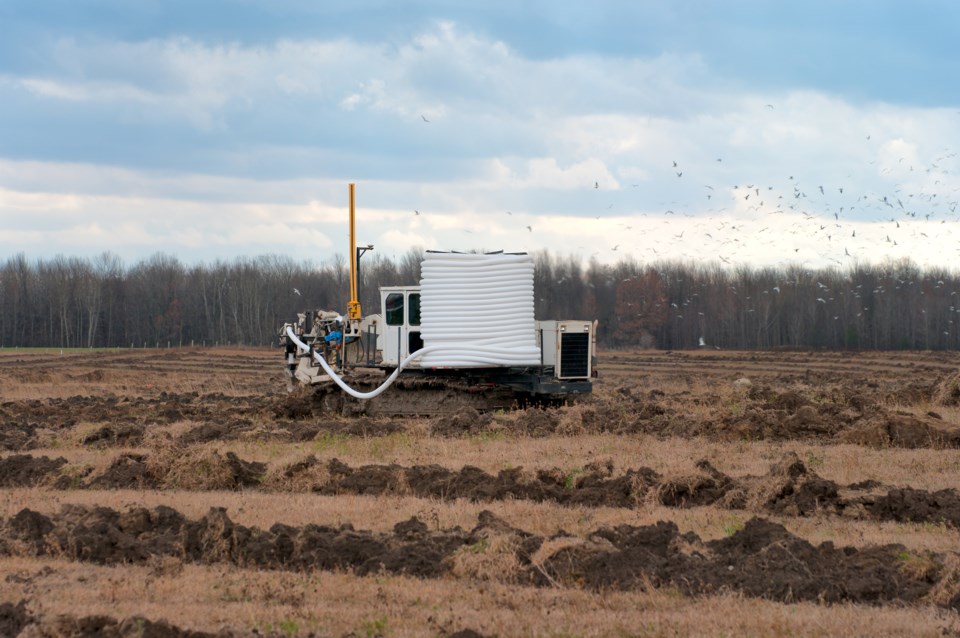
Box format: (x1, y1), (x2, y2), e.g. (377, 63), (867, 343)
(559, 332), (589, 378)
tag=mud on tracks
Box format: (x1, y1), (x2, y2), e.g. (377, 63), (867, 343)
(0, 505), (957, 608)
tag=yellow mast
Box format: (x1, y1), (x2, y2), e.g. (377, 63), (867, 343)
(347, 183), (362, 321)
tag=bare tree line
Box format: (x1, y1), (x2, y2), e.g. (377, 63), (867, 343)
(1, 250), (958, 350)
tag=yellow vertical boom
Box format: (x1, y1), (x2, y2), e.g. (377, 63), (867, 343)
(347, 183), (362, 321)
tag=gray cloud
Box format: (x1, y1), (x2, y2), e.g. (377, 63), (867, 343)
(0, 17), (958, 270)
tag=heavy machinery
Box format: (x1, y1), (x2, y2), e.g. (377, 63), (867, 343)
(280, 184), (597, 416)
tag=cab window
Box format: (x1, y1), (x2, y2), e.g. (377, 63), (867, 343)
(408, 293), (421, 326)
(385, 293), (404, 326)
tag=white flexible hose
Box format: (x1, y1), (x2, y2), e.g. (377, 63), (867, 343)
(286, 326), (437, 400)
(285, 326), (536, 399)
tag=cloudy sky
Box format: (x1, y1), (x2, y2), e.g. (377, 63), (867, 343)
(2, 0), (959, 270)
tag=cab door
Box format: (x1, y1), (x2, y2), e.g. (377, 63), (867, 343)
(382, 289), (423, 367)
(383, 291), (406, 365)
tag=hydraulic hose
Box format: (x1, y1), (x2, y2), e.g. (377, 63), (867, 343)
(286, 326), (435, 400)
(286, 326), (538, 400)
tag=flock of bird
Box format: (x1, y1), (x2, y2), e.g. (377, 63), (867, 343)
(410, 111), (959, 275)
(618, 149), (959, 269)
(400, 110), (960, 339)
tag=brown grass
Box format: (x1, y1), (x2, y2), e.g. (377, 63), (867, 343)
(32, 431), (959, 491)
(5, 347), (960, 636)
(0, 556), (955, 637)
(146, 442), (245, 490)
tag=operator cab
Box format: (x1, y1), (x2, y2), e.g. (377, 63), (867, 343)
(379, 285), (424, 368)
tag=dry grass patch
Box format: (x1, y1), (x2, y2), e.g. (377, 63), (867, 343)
(146, 442), (265, 490)
(897, 403), (960, 427)
(926, 553), (960, 608)
(450, 530), (524, 584)
(261, 454), (333, 492)
(1, 556), (956, 637)
(933, 371), (960, 407)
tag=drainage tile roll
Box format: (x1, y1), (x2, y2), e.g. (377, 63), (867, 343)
(419, 252), (541, 367)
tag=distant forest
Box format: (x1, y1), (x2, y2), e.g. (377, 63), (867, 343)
(1, 250), (958, 351)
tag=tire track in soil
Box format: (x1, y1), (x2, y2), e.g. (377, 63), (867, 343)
(5, 451), (960, 531)
(0, 504), (957, 608)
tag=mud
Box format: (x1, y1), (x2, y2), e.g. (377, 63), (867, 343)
(173, 452), (960, 529)
(0, 506), (956, 608)
(314, 456), (659, 508)
(85, 454), (159, 490)
(0, 455), (66, 487)
(837, 412), (960, 448)
(0, 392), (413, 452)
(0, 599), (280, 637)
(0, 505), (470, 578)
(7, 450), (956, 529)
(2, 366), (958, 451)
(429, 408), (495, 436)
(422, 382), (960, 448)
(3, 348), (960, 630)
(531, 516), (948, 606)
(80, 423), (145, 447)
(0, 599), (487, 637)
(336, 388), (960, 448)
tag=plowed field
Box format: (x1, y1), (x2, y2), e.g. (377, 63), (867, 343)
(1, 347), (959, 636)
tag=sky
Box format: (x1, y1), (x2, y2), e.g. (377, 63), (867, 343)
(1, 0), (959, 271)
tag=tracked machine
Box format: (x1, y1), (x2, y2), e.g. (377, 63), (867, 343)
(280, 184), (597, 416)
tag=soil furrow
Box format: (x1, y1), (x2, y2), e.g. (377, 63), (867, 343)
(6, 452), (960, 530)
(0, 505), (956, 609)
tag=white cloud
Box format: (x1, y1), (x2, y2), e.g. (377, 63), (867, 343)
(1, 22), (959, 271)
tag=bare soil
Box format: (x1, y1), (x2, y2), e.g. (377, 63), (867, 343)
(1, 347), (960, 636)
(0, 504), (953, 609)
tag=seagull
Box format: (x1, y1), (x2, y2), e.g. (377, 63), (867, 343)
(421, 114), (430, 122)
(293, 288), (301, 296)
